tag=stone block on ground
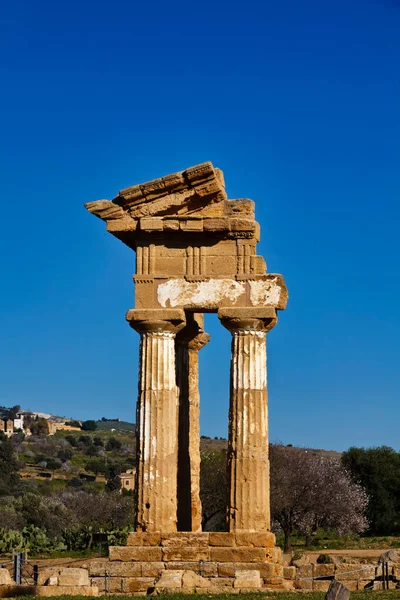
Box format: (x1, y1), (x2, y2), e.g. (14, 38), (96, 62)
(154, 570), (183, 589)
(182, 570), (210, 589)
(37, 568), (60, 586)
(234, 569), (262, 588)
(36, 585), (98, 596)
(313, 580), (332, 592)
(379, 550), (399, 564)
(294, 578), (313, 590)
(297, 564), (313, 578)
(283, 566), (297, 579)
(314, 564), (335, 577)
(123, 577), (156, 593)
(58, 568), (90, 586)
(210, 577), (234, 588)
(0, 571), (12, 586)
(324, 580), (350, 600)
(291, 553), (310, 567)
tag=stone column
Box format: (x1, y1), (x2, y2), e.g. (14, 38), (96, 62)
(127, 308), (185, 533)
(218, 307), (278, 533)
(176, 313), (210, 532)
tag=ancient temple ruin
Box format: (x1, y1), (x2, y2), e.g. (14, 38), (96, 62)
(85, 162), (289, 592)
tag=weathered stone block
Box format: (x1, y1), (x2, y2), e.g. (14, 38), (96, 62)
(266, 546), (282, 562)
(209, 532), (235, 547)
(229, 218), (255, 232)
(165, 562), (198, 570)
(206, 256), (236, 276)
(182, 570), (210, 589)
(335, 564), (362, 580)
(126, 532), (161, 546)
(162, 547), (210, 561)
(156, 257), (186, 276)
(235, 532), (275, 548)
(155, 570), (183, 589)
(313, 580), (332, 592)
(123, 577), (156, 592)
(250, 256), (266, 275)
(180, 220), (203, 232)
(203, 218), (230, 231)
(58, 568), (89, 586)
(163, 220), (180, 231)
(234, 570), (262, 589)
(264, 576), (285, 586)
(297, 564), (313, 578)
(37, 568), (60, 586)
(89, 561), (141, 577)
(0, 570), (12, 585)
(140, 217), (163, 231)
(210, 547), (266, 563)
(199, 563), (218, 577)
(210, 577), (234, 588)
(89, 577), (107, 592)
(314, 564), (335, 577)
(283, 566), (297, 580)
(161, 532), (209, 547)
(36, 585), (98, 596)
(141, 562), (165, 577)
(294, 578), (313, 590)
(109, 546), (162, 562)
(217, 563), (235, 577)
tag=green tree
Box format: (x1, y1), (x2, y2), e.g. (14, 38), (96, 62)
(106, 437), (122, 451)
(105, 464), (122, 493)
(30, 418), (50, 436)
(6, 405), (21, 420)
(200, 450), (227, 531)
(85, 459), (107, 476)
(82, 420), (97, 431)
(342, 446), (400, 534)
(0, 432), (20, 493)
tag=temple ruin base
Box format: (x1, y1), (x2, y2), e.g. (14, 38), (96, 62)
(98, 532), (294, 594)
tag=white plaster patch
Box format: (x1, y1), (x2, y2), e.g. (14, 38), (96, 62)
(249, 278), (281, 306)
(157, 278), (245, 308)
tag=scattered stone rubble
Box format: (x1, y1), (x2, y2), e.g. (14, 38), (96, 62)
(0, 567), (98, 597)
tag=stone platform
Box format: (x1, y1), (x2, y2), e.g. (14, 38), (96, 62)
(90, 532), (295, 594)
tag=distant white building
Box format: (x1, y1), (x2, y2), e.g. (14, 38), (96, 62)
(14, 414), (24, 430)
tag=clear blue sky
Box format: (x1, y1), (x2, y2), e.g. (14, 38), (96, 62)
(1, 0), (399, 451)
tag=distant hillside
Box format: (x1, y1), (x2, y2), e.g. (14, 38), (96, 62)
(96, 419), (136, 432)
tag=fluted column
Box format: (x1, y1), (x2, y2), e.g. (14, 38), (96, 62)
(176, 313), (210, 532)
(127, 309), (185, 532)
(219, 307), (278, 533)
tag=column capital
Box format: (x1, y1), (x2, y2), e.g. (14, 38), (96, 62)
(218, 307), (277, 334)
(176, 313), (210, 351)
(126, 308), (186, 334)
